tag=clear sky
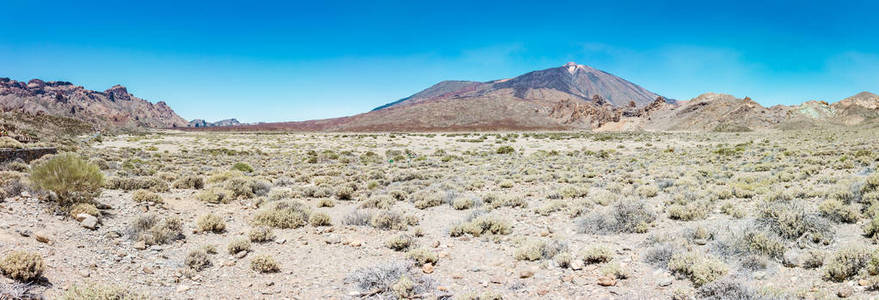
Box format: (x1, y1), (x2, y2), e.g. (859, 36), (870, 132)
(1, 0), (877, 123)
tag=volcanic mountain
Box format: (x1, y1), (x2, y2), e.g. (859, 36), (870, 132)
(0, 78), (188, 129)
(219, 62), (671, 131)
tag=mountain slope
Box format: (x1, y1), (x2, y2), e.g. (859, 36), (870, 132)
(0, 78), (187, 128)
(374, 62), (663, 112)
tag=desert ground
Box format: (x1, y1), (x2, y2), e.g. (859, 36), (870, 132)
(2, 129), (879, 299)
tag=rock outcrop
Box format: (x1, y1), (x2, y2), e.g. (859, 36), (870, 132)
(0, 78), (188, 129)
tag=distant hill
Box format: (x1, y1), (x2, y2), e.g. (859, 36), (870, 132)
(189, 118), (242, 128)
(0, 78), (187, 129)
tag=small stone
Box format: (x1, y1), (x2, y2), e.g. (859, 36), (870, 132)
(537, 288), (550, 296)
(349, 240), (362, 247)
(437, 286), (448, 292)
(452, 274), (463, 279)
(276, 238), (286, 244)
(266, 281), (275, 287)
(79, 270), (90, 278)
(223, 260), (236, 267)
(597, 276), (616, 287)
(176, 285), (190, 293)
(422, 263), (434, 274)
(837, 286), (853, 298)
(143, 266), (154, 274)
(105, 231), (122, 239)
(325, 236), (341, 244)
(570, 259), (584, 271)
(16, 229), (31, 237)
(490, 276), (504, 284)
(519, 271), (534, 278)
(133, 241), (147, 250)
(860, 279), (871, 286)
(74, 213), (90, 222)
(235, 251), (249, 259)
(432, 240), (440, 248)
(35, 232), (50, 244)
(80, 215), (99, 230)
(658, 279), (672, 287)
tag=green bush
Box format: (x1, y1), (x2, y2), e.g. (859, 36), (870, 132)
(31, 153), (104, 206)
(231, 162), (254, 173)
(496, 146), (515, 154)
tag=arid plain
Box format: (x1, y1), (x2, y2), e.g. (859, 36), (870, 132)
(2, 128), (879, 299)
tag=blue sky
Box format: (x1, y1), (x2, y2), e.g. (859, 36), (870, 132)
(1, 0), (877, 122)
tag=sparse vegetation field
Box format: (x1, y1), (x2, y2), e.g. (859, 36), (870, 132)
(2, 129), (879, 298)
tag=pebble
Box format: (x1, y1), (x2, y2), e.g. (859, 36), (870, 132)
(143, 266), (154, 274)
(80, 215), (99, 230)
(597, 276), (616, 287)
(519, 270), (534, 278)
(235, 251), (249, 259)
(176, 285), (190, 293)
(570, 259), (584, 271)
(658, 279), (672, 287)
(133, 241), (147, 250)
(35, 232), (51, 244)
(422, 263), (435, 274)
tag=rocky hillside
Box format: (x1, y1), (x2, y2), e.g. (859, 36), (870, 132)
(189, 118), (242, 128)
(640, 92), (879, 132)
(0, 78), (188, 129)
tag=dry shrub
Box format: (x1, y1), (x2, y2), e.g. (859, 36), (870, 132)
(0, 251), (45, 281)
(105, 176), (169, 193)
(370, 211), (416, 231)
(668, 252), (727, 287)
(248, 226), (275, 243)
(361, 195), (394, 209)
(227, 238), (251, 254)
(197, 214), (226, 233)
(450, 215), (511, 237)
(309, 212), (332, 226)
(172, 174), (204, 189)
(513, 239), (566, 261)
(581, 246), (614, 264)
(251, 254), (280, 273)
(132, 190), (162, 204)
(185, 249), (211, 271)
(129, 215), (183, 246)
(407, 248), (438, 266)
(577, 198), (656, 234)
(252, 201), (311, 229)
(30, 153), (103, 206)
(62, 283), (147, 300)
(823, 247), (871, 282)
(196, 187), (232, 204)
(385, 234), (415, 251)
(346, 262), (435, 299)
